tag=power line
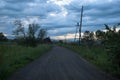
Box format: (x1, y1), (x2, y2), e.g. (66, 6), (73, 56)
(41, 22), (120, 30)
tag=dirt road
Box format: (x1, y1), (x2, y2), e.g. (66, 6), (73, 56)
(8, 46), (118, 80)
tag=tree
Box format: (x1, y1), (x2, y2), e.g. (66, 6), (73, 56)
(82, 31), (95, 46)
(95, 30), (106, 44)
(25, 24), (40, 47)
(83, 30), (90, 40)
(28, 24), (40, 38)
(104, 24), (120, 67)
(37, 29), (47, 43)
(89, 32), (94, 40)
(13, 20), (41, 47)
(13, 20), (25, 38)
(59, 40), (63, 44)
(13, 20), (48, 47)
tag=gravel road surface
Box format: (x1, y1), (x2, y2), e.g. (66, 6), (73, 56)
(8, 46), (118, 80)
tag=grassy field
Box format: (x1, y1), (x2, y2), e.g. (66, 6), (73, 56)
(61, 44), (120, 79)
(0, 44), (52, 80)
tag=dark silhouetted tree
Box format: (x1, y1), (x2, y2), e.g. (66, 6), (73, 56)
(13, 20), (41, 47)
(13, 20), (25, 38)
(37, 29), (47, 43)
(27, 24), (40, 38)
(95, 30), (106, 45)
(89, 31), (94, 40)
(25, 24), (40, 47)
(82, 31), (95, 45)
(83, 30), (90, 40)
(104, 24), (120, 67)
(59, 40), (63, 44)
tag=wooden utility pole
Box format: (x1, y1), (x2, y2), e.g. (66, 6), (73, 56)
(74, 22), (79, 42)
(64, 34), (67, 43)
(79, 6), (83, 45)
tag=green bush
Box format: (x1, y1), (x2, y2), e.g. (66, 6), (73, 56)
(104, 25), (120, 67)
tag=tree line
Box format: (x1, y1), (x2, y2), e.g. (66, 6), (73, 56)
(13, 20), (52, 47)
(0, 20), (51, 47)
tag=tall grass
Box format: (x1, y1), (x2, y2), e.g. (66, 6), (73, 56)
(62, 44), (120, 79)
(0, 44), (52, 80)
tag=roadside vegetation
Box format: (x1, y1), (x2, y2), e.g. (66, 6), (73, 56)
(62, 44), (120, 78)
(61, 23), (120, 79)
(0, 44), (52, 80)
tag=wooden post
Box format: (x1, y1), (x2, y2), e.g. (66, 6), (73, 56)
(79, 6), (83, 45)
(74, 22), (79, 43)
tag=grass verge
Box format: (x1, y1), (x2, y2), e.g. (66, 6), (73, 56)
(61, 44), (120, 79)
(0, 44), (52, 80)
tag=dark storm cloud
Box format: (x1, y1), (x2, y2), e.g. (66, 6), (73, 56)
(0, 3), (27, 17)
(84, 1), (120, 18)
(23, 3), (61, 19)
(0, 2), (27, 11)
(5, 0), (48, 3)
(5, 0), (34, 3)
(0, 0), (120, 39)
(0, 1), (28, 17)
(41, 24), (74, 30)
(65, 0), (120, 12)
(0, 0), (61, 18)
(65, 0), (120, 22)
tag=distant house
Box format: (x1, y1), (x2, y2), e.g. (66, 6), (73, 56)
(43, 37), (52, 44)
(0, 32), (8, 41)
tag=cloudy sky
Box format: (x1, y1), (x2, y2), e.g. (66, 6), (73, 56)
(0, 0), (120, 40)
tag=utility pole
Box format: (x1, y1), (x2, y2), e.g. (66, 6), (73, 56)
(64, 34), (67, 43)
(74, 22), (79, 42)
(79, 6), (83, 45)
